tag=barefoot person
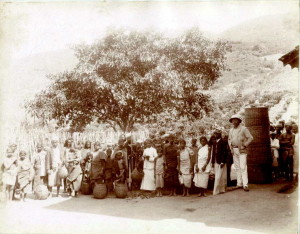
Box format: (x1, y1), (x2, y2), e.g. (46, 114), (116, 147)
(16, 151), (33, 202)
(178, 139), (193, 197)
(46, 136), (64, 197)
(32, 143), (48, 189)
(193, 136), (212, 197)
(228, 114), (253, 192)
(154, 147), (165, 197)
(140, 140), (158, 192)
(212, 130), (227, 195)
(2, 149), (18, 201)
(279, 123), (295, 181)
(164, 135), (179, 196)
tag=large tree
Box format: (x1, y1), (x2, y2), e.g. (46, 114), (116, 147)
(27, 29), (231, 132)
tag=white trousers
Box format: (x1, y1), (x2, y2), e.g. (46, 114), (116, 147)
(232, 148), (248, 187)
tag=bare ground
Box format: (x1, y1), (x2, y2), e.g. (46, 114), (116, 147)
(0, 182), (298, 234)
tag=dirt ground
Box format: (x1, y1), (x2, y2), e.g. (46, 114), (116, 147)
(0, 181), (298, 234)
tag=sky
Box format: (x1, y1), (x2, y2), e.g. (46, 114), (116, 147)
(0, 1), (298, 140)
(1, 1), (298, 59)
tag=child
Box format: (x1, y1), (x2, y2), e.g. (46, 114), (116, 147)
(140, 140), (158, 192)
(193, 137), (211, 197)
(16, 151), (33, 202)
(178, 139), (193, 197)
(270, 132), (280, 180)
(2, 148), (18, 201)
(154, 147), (165, 197)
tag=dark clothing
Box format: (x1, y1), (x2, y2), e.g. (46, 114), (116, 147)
(113, 159), (127, 183)
(212, 139), (227, 165)
(164, 143), (179, 187)
(279, 133), (295, 180)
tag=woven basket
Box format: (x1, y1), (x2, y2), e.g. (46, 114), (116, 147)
(245, 107), (270, 127)
(93, 183), (107, 199)
(81, 182), (92, 195)
(115, 183), (128, 199)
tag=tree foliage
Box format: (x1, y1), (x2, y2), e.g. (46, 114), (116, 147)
(27, 28), (231, 132)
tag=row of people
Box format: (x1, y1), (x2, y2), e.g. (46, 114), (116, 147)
(2, 114), (257, 201)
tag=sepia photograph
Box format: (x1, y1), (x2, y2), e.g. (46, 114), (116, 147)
(0, 1), (299, 233)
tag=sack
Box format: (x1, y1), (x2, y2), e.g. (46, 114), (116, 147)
(58, 166), (68, 179)
(131, 168), (143, 182)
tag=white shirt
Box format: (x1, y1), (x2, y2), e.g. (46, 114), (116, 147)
(143, 147), (158, 170)
(52, 147), (61, 168)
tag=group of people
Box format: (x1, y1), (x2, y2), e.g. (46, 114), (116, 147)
(1, 114), (298, 202)
(270, 121), (298, 181)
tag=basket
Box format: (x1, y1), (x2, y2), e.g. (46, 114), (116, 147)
(93, 183), (107, 199)
(115, 183), (128, 199)
(81, 182), (92, 195)
(58, 166), (68, 179)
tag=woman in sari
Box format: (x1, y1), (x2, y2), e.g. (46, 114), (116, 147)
(2, 148), (18, 201)
(164, 135), (179, 196)
(16, 151), (33, 202)
(65, 149), (82, 197)
(178, 139), (193, 197)
(193, 137), (212, 197)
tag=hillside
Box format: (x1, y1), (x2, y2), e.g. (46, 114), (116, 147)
(221, 13), (299, 54)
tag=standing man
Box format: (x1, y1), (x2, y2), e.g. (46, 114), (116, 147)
(228, 114), (253, 192)
(279, 123), (295, 181)
(46, 136), (64, 198)
(212, 130), (227, 195)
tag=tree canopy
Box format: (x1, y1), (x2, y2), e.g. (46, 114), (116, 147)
(26, 28), (231, 132)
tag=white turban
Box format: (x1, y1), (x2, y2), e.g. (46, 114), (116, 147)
(51, 135), (59, 142)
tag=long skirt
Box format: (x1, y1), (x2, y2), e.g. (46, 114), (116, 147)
(17, 171), (32, 193)
(193, 172), (209, 189)
(213, 163), (227, 195)
(141, 169), (155, 191)
(164, 167), (178, 188)
(179, 174), (192, 188)
(155, 174), (164, 188)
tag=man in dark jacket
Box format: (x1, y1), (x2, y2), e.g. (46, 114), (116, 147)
(212, 130), (227, 195)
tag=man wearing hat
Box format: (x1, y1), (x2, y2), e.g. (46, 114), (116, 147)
(228, 114), (253, 192)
